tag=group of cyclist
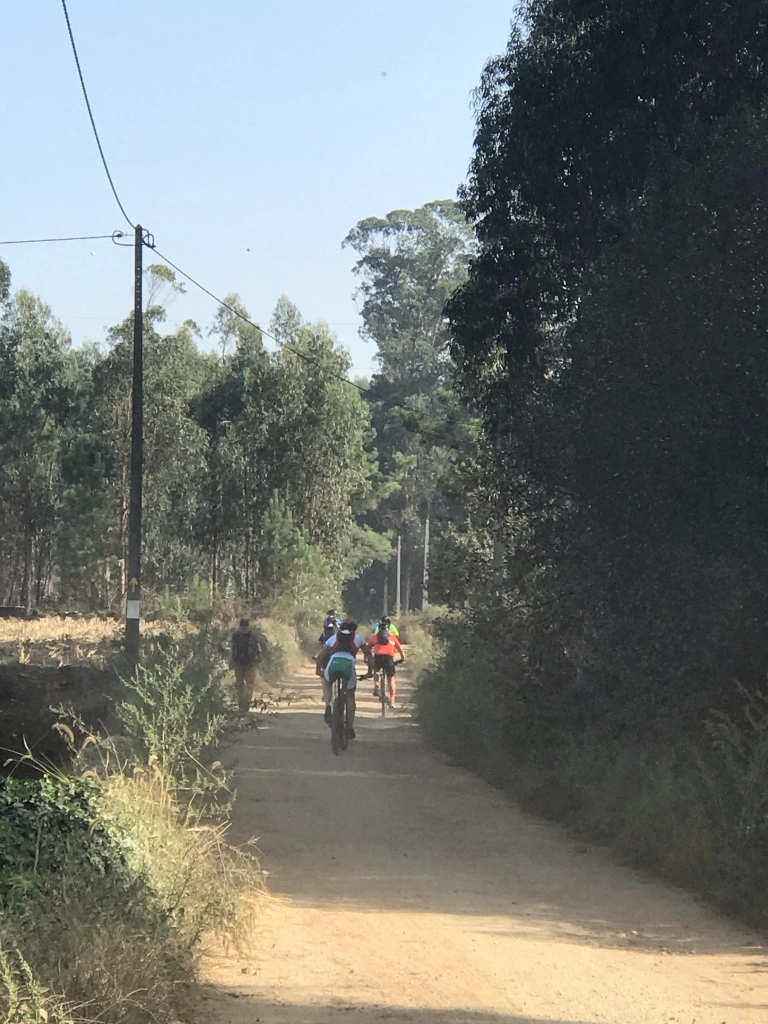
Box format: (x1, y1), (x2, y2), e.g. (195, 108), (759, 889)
(316, 609), (405, 737)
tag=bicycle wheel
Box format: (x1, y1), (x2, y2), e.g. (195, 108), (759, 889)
(331, 680), (344, 755)
(340, 687), (349, 752)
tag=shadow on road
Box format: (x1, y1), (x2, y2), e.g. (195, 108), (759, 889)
(223, 669), (768, 968)
(202, 989), (619, 1024)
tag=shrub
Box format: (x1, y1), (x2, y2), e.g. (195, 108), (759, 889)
(119, 641), (227, 784)
(0, 946), (78, 1024)
(0, 766), (264, 1024)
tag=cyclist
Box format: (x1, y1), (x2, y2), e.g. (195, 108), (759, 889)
(321, 618), (369, 738)
(319, 609), (340, 643)
(315, 609), (340, 677)
(369, 618), (405, 708)
(368, 615), (400, 696)
(371, 616), (400, 639)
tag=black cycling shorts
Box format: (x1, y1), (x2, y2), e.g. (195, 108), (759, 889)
(373, 653), (396, 678)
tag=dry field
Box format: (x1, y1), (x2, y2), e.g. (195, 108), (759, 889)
(0, 615), (193, 668)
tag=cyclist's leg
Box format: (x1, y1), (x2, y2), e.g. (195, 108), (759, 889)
(386, 656), (397, 705)
(322, 665), (333, 724)
(346, 688), (356, 733)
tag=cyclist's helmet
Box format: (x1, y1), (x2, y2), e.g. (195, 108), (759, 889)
(380, 616), (391, 627)
(326, 609), (337, 618)
(338, 617), (357, 634)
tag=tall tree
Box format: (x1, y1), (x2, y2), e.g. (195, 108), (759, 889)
(343, 201), (476, 614)
(0, 289), (73, 610)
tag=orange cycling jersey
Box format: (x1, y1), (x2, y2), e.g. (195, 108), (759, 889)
(369, 633), (403, 658)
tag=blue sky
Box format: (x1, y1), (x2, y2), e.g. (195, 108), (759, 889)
(2, 1), (514, 375)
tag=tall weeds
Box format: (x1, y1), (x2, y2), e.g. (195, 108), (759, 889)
(0, 626), (268, 1023)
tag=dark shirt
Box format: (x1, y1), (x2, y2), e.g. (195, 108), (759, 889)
(231, 628), (258, 667)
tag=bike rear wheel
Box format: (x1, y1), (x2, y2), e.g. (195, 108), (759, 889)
(331, 678), (347, 755)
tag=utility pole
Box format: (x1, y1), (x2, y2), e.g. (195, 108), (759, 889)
(396, 534), (401, 619)
(383, 565), (389, 618)
(125, 224), (143, 664)
(422, 505), (430, 611)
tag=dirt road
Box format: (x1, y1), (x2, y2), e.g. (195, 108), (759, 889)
(203, 663), (768, 1024)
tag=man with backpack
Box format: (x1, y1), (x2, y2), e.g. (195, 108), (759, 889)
(369, 617), (405, 708)
(230, 618), (261, 713)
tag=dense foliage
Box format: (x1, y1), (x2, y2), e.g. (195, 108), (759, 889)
(417, 0), (768, 923)
(0, 274), (378, 618)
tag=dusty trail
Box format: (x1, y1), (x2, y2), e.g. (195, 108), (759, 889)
(203, 661), (768, 1024)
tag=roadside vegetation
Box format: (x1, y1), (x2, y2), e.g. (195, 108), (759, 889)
(0, 615), (304, 1023)
(415, 1), (768, 930)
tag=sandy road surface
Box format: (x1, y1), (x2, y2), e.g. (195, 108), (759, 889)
(202, 662), (768, 1024)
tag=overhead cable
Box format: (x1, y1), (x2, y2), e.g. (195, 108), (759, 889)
(0, 233), (123, 246)
(60, 0), (134, 228)
(152, 245), (388, 403)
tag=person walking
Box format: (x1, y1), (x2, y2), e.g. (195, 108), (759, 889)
(230, 618), (261, 713)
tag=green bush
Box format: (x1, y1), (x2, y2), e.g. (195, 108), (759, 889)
(119, 640), (227, 783)
(0, 775), (184, 1024)
(0, 766), (263, 1024)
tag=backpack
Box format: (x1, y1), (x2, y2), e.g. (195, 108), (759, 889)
(376, 625), (391, 646)
(335, 630), (356, 655)
(233, 629), (257, 665)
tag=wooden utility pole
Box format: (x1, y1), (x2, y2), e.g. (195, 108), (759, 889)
(396, 534), (402, 618)
(422, 506), (430, 611)
(125, 224), (143, 664)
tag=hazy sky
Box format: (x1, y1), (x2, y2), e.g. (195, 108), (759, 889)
(2, 1), (514, 375)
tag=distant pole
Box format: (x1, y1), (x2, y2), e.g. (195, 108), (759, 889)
(383, 564), (389, 618)
(396, 534), (402, 618)
(422, 506), (430, 611)
(125, 224), (144, 664)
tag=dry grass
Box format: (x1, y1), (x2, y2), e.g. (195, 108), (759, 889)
(0, 615), (194, 668)
(255, 616), (306, 677)
(1, 759), (268, 1024)
(101, 764), (267, 950)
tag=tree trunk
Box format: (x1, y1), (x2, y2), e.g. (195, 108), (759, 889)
(245, 526), (252, 601)
(21, 519), (34, 617)
(35, 535), (49, 606)
(5, 547), (20, 605)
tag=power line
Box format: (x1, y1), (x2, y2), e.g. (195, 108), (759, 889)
(152, 245), (388, 404)
(60, 0), (134, 229)
(56, 6), (395, 411)
(0, 233), (123, 246)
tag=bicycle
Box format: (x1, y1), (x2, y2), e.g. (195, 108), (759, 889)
(379, 666), (388, 717)
(329, 670), (351, 755)
(361, 667), (389, 717)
